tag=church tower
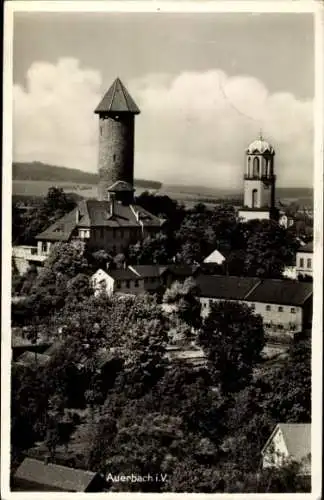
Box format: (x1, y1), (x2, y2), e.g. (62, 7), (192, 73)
(94, 78), (140, 203)
(238, 135), (277, 222)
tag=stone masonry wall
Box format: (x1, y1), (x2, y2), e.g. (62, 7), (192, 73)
(98, 114), (135, 201)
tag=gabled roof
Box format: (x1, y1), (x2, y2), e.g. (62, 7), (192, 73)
(197, 275), (313, 306)
(94, 78), (140, 115)
(35, 209), (80, 241)
(197, 275), (260, 301)
(13, 458), (99, 492)
(261, 423), (311, 462)
(36, 200), (164, 241)
(203, 249), (227, 263)
(245, 279), (313, 306)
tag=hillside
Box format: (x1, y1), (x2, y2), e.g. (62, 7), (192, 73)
(12, 162), (162, 190)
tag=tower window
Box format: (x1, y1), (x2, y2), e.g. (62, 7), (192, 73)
(253, 157), (260, 177)
(252, 189), (258, 208)
(307, 258), (312, 269)
(113, 154), (116, 162)
(247, 156), (251, 177)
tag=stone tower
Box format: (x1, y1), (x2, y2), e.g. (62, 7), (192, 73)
(94, 78), (140, 202)
(239, 135), (276, 222)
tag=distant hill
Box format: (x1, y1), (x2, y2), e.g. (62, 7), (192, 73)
(12, 162), (162, 190)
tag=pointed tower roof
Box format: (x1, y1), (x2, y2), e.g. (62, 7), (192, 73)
(94, 78), (140, 114)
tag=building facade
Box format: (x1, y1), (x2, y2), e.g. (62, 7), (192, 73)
(197, 275), (313, 336)
(261, 423), (311, 477)
(296, 242), (313, 278)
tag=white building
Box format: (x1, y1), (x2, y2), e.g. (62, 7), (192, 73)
(261, 423), (311, 477)
(296, 242), (313, 278)
(203, 249), (227, 265)
(196, 275), (313, 336)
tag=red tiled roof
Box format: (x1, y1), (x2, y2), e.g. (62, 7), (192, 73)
(94, 78), (140, 115)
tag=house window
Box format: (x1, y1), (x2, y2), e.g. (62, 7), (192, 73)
(299, 258), (304, 268)
(291, 307), (296, 314)
(277, 324), (283, 330)
(113, 228), (117, 238)
(278, 306), (283, 312)
(120, 229), (124, 238)
(41, 242), (47, 253)
(307, 258), (312, 269)
(126, 280), (130, 288)
(117, 282), (121, 289)
(266, 305), (271, 311)
(135, 280), (139, 288)
(100, 228), (104, 239)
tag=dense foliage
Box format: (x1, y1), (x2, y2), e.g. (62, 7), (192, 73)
(11, 189), (311, 492)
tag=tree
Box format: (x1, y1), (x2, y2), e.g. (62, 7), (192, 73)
(163, 277), (201, 330)
(128, 232), (171, 265)
(243, 220), (299, 278)
(262, 338), (311, 422)
(18, 187), (76, 245)
(198, 301), (265, 394)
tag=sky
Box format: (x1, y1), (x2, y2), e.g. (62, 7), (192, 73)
(12, 12), (314, 188)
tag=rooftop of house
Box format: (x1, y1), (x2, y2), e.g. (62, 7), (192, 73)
(94, 77), (140, 115)
(108, 268), (139, 280)
(166, 264), (200, 278)
(297, 241), (313, 253)
(262, 423), (311, 462)
(36, 200), (164, 242)
(13, 458), (101, 492)
(197, 275), (260, 301)
(130, 265), (168, 278)
(197, 275), (313, 306)
(245, 279), (313, 306)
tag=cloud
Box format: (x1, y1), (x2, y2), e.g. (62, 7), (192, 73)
(13, 58), (313, 188)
